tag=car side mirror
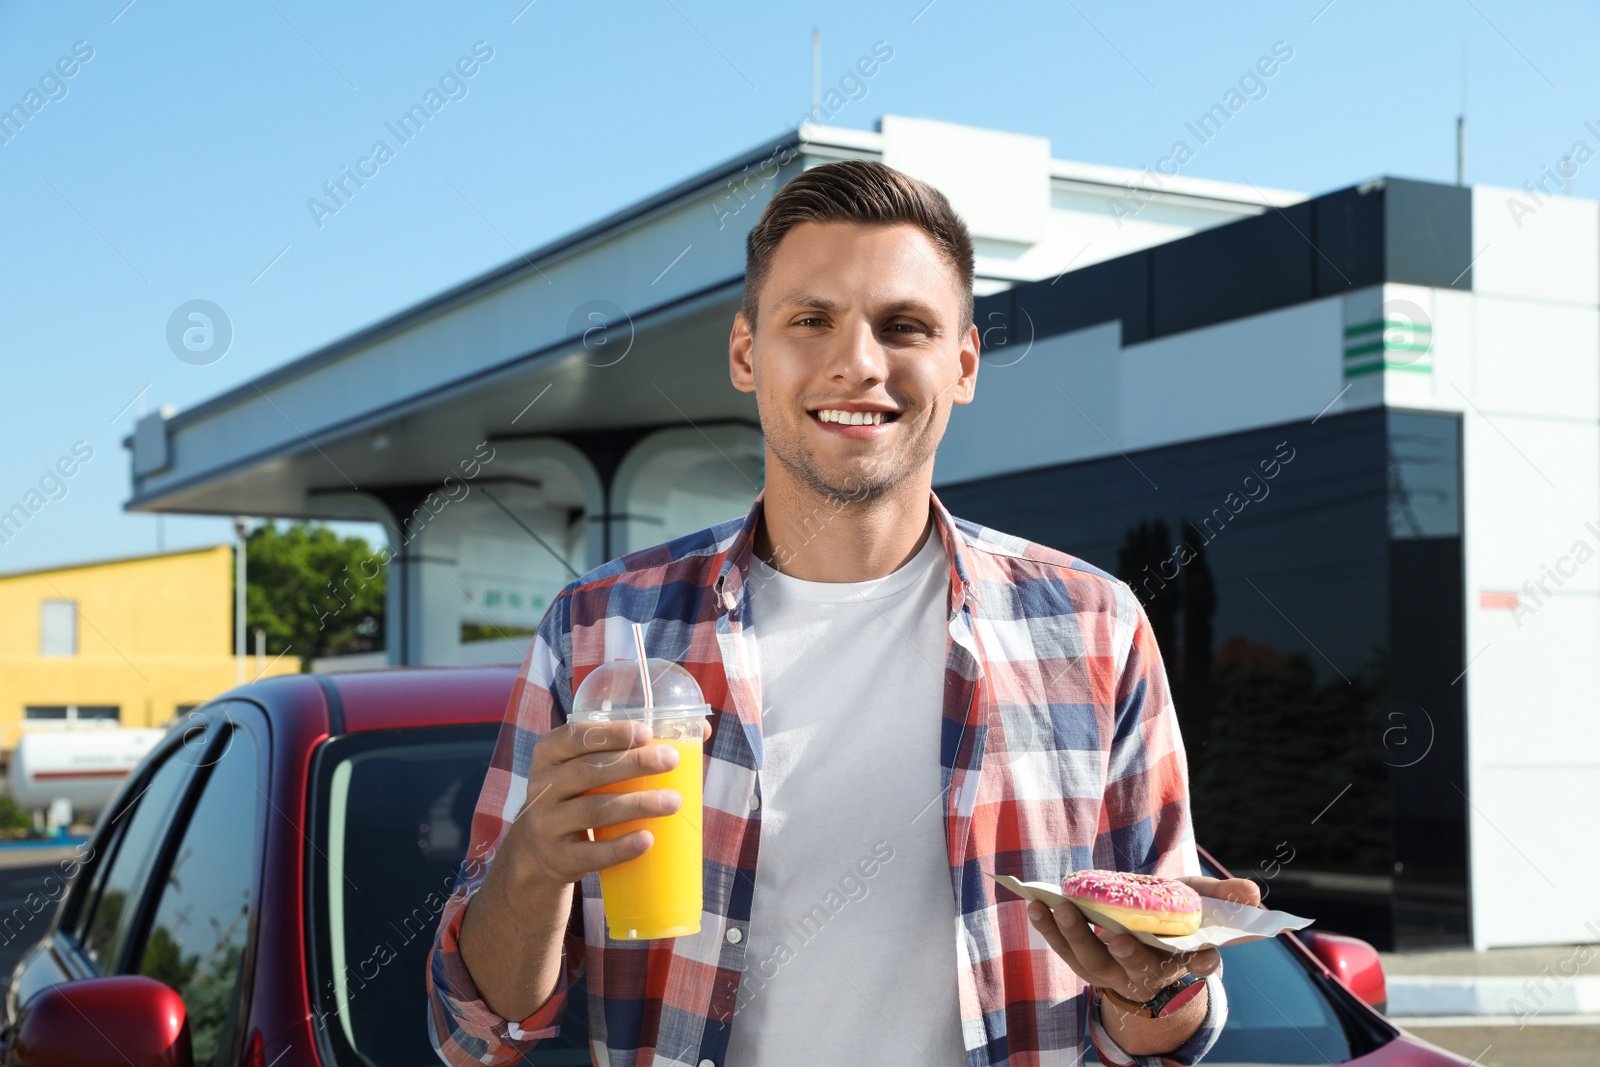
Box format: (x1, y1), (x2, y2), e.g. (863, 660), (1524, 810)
(1299, 929), (1388, 1014)
(9, 976), (194, 1067)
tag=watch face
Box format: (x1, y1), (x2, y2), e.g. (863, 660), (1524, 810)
(1153, 974), (1205, 1018)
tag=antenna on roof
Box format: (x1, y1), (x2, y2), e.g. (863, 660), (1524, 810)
(1456, 43), (1467, 186)
(811, 28), (821, 120)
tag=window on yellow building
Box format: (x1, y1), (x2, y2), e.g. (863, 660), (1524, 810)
(40, 599), (77, 656)
(75, 706), (120, 722)
(25, 705), (120, 723)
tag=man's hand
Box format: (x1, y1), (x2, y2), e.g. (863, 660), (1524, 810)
(1025, 874), (1259, 1055)
(1026, 875), (1258, 1000)
(507, 717), (709, 889)
(458, 716), (710, 1022)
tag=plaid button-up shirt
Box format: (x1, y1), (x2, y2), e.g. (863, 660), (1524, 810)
(428, 492), (1228, 1067)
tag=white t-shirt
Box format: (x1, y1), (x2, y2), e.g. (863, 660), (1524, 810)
(723, 527), (969, 1065)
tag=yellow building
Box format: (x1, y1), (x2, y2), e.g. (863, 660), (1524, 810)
(0, 545), (300, 750)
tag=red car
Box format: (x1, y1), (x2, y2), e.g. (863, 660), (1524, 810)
(2, 668), (1472, 1066)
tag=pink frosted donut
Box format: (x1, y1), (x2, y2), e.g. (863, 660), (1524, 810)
(1060, 870), (1202, 935)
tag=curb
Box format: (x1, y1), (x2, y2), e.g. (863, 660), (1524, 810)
(0, 837), (88, 850)
(1388, 975), (1600, 1018)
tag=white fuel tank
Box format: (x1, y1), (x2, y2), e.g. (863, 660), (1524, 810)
(8, 729), (165, 812)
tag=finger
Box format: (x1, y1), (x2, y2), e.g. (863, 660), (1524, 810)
(1178, 874), (1262, 908)
(1187, 947), (1222, 978)
(1035, 900), (1122, 983)
(1026, 901), (1093, 981)
(557, 738), (682, 800)
(537, 719), (652, 770)
(1098, 934), (1186, 995)
(558, 787), (682, 837)
(558, 826), (656, 878)
(1218, 876), (1261, 908)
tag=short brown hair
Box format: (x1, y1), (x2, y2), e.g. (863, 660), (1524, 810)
(742, 159), (975, 332)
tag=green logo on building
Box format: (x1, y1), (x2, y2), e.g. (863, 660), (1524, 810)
(1343, 317), (1433, 379)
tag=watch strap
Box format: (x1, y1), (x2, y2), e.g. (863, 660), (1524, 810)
(1095, 972), (1204, 1019)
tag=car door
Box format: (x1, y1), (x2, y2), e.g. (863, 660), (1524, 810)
(130, 706), (266, 1066)
(9, 704), (268, 1067)
(7, 715), (209, 1021)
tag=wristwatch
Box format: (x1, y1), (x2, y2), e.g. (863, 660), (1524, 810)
(1094, 972), (1205, 1019)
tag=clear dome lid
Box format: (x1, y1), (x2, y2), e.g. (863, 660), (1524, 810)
(571, 659), (710, 722)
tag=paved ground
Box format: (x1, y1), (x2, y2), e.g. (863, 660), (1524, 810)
(1381, 943), (1600, 1064)
(1399, 1018), (1600, 1066)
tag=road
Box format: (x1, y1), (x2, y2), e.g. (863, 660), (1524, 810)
(0, 845), (84, 993)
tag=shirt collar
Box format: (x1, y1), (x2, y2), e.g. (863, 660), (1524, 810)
(712, 489), (981, 617)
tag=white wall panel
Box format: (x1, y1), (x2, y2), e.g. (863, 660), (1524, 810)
(882, 116), (1050, 246)
(1467, 766), (1600, 948)
(935, 321), (1122, 486)
(1468, 592), (1600, 767)
(1460, 361), (1600, 945)
(1462, 412), (1600, 591)
(1119, 297), (1347, 452)
(1423, 287), (1477, 407)
(1472, 185), (1600, 307)
(1471, 297), (1600, 421)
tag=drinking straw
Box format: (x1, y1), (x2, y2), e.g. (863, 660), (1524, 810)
(632, 622), (653, 708)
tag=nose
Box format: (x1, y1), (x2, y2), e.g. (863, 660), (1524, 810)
(823, 317), (888, 389)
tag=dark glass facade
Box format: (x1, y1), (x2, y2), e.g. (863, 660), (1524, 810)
(936, 407), (1466, 950)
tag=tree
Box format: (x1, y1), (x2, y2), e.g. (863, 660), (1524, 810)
(245, 522), (385, 667)
(1177, 520), (1217, 754)
(1192, 647), (1389, 878)
(1115, 517), (1218, 754)
(1117, 518), (1180, 658)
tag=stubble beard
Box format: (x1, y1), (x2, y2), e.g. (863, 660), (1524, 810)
(757, 394), (940, 510)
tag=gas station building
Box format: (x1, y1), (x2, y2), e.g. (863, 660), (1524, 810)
(123, 115), (1600, 953)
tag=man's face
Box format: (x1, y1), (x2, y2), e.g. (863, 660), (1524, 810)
(729, 221), (979, 504)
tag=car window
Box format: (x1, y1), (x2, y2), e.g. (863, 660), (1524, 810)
(138, 727), (260, 1067)
(63, 809), (128, 948)
(1200, 936), (1355, 1064)
(76, 733), (203, 971)
(308, 725), (592, 1067)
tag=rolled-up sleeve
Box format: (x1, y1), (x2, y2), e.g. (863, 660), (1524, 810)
(1087, 974), (1229, 1067)
(427, 591), (584, 1065)
(1084, 585), (1229, 1066)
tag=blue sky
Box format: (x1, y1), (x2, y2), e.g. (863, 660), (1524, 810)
(2, 0), (1595, 574)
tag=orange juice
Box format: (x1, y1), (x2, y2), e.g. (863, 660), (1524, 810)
(587, 736), (703, 939)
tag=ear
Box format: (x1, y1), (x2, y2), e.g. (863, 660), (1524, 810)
(729, 311), (756, 394)
(950, 321), (979, 406)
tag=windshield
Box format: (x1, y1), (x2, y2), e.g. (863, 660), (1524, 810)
(306, 725), (590, 1067)
(1182, 937), (1354, 1064)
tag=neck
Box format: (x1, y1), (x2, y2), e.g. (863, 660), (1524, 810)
(753, 460), (935, 583)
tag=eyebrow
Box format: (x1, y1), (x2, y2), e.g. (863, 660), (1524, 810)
(768, 292), (946, 324)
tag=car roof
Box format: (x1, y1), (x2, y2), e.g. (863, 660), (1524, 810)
(238, 665), (519, 735)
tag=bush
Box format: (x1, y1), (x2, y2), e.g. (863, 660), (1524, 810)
(0, 791), (37, 836)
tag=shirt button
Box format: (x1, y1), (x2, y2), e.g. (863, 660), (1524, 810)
(748, 794), (760, 811)
(699, 1060), (716, 1067)
(725, 927), (743, 944)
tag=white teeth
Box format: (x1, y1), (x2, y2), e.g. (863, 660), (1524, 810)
(817, 409), (889, 425)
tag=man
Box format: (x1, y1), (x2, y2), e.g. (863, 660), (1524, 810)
(428, 159), (1258, 1066)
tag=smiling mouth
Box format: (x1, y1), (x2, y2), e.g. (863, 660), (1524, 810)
(811, 408), (901, 426)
